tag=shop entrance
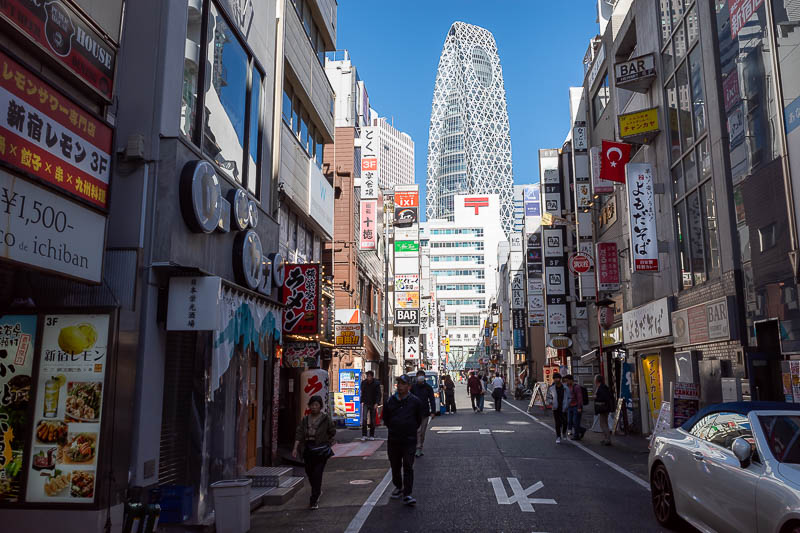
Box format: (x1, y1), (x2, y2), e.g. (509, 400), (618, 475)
(751, 320), (784, 402)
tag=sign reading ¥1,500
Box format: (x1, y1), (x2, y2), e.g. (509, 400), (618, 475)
(0, 0), (117, 100)
(0, 169), (105, 283)
(0, 51), (113, 209)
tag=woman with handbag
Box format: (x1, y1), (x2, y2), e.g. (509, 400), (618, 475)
(593, 374), (613, 446)
(292, 395), (336, 509)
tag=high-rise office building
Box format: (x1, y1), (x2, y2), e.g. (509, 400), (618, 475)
(370, 114), (415, 190)
(426, 21), (514, 234)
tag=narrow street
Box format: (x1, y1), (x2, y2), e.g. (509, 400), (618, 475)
(254, 387), (667, 533)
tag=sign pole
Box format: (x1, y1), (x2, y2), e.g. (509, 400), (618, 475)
(383, 194), (391, 405)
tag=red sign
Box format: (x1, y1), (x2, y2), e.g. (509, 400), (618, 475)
(568, 252), (593, 274)
(464, 196), (489, 214)
(359, 199), (377, 250)
(729, 0), (764, 38)
(394, 190), (418, 208)
(0, 0), (116, 100)
(596, 242), (620, 291)
(282, 264), (320, 335)
(0, 50), (112, 209)
(600, 140), (632, 184)
(361, 157), (377, 171)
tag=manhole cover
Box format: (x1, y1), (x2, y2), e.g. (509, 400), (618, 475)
(350, 480), (373, 485)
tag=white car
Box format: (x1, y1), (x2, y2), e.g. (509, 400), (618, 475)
(649, 401), (800, 533)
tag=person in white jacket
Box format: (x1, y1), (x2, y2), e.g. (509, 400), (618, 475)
(545, 373), (571, 443)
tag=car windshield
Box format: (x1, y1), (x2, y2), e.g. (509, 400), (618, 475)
(408, 375), (437, 389)
(759, 415), (800, 464)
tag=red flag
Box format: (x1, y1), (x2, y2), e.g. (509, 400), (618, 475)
(600, 140), (632, 183)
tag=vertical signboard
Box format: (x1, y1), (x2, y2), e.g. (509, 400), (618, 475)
(539, 149), (562, 218)
(282, 264), (320, 335)
(626, 164), (659, 272)
(26, 314), (111, 503)
(542, 226), (568, 334)
(359, 200), (378, 250)
(339, 369), (362, 427)
(0, 315), (36, 502)
(596, 242), (620, 292)
(404, 327), (419, 360)
(512, 309), (526, 351)
(360, 127), (379, 199)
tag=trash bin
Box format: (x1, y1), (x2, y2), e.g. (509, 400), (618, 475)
(210, 478), (252, 533)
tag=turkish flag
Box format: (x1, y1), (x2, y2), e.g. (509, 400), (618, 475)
(600, 140), (632, 183)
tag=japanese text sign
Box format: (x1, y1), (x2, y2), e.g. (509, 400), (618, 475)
(166, 276), (221, 331)
(0, 0), (117, 100)
(618, 107), (659, 140)
(625, 164), (659, 272)
(404, 328), (419, 360)
(335, 324), (363, 347)
(596, 242), (620, 292)
(359, 200), (377, 250)
(282, 264), (320, 335)
(360, 127), (379, 199)
(0, 51), (112, 209)
(729, 0), (764, 38)
(394, 189), (418, 208)
(394, 274), (419, 292)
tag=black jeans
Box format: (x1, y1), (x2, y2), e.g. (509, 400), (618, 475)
(553, 410), (566, 438)
(445, 391), (456, 413)
(303, 448), (329, 504)
(387, 440), (416, 496)
(362, 403), (377, 437)
(470, 393), (481, 410)
(492, 389), (503, 411)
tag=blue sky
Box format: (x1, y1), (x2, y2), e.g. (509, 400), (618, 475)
(336, 1), (599, 218)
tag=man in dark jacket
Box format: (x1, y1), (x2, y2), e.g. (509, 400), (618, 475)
(467, 371), (483, 412)
(360, 371), (381, 441)
(383, 375), (423, 506)
(410, 370), (436, 457)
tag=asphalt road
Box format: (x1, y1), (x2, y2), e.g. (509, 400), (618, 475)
(254, 386), (675, 533)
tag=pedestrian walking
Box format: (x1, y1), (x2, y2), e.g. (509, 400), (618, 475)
(383, 375), (423, 506)
(477, 373), (486, 411)
(467, 371), (483, 412)
(292, 395), (336, 510)
(443, 375), (457, 414)
(546, 372), (570, 443)
(411, 370), (436, 457)
(360, 370), (382, 441)
(564, 374), (585, 440)
(490, 373), (504, 412)
(594, 374), (613, 446)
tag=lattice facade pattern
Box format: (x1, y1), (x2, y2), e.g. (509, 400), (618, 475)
(426, 22), (514, 235)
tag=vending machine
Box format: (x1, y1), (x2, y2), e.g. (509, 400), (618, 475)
(338, 369), (362, 427)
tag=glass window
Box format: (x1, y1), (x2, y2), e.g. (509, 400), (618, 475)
(689, 46), (706, 137)
(315, 132), (324, 168)
(302, 1), (313, 36)
(676, 202), (692, 289)
(687, 191), (706, 285)
(672, 162), (684, 201)
(306, 123), (315, 158)
(690, 412), (753, 450)
(592, 74), (610, 124)
(293, 96), (301, 135)
(180, 1), (202, 140)
(702, 183), (721, 279)
(673, 22), (687, 63)
(662, 40), (674, 76)
(686, 5), (699, 45)
(317, 33), (325, 65)
(676, 61), (693, 150)
(666, 78), (681, 162)
(203, 4), (248, 183)
(684, 149), (698, 191)
(247, 66), (262, 195)
(658, 0), (673, 45)
(698, 138), (711, 179)
(759, 416), (800, 463)
(300, 113), (309, 153)
(669, 0), (684, 29)
(282, 85), (293, 127)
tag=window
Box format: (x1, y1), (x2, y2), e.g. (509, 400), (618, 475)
(291, 0), (327, 67)
(592, 73), (609, 124)
(446, 315), (457, 326)
(282, 86), (293, 128)
(759, 223), (777, 252)
(460, 315), (480, 326)
(284, 80), (326, 167)
(689, 412), (752, 450)
(181, 1), (264, 195)
(759, 416), (800, 463)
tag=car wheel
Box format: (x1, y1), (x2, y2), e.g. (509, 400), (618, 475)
(651, 464), (678, 527)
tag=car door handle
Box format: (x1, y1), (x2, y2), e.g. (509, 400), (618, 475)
(693, 452), (704, 461)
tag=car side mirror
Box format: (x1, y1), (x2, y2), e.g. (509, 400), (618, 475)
(732, 437), (752, 467)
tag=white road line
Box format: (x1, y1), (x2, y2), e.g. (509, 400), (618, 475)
(503, 400), (651, 491)
(344, 469), (393, 533)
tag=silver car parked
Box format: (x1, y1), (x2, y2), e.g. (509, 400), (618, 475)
(649, 401), (800, 533)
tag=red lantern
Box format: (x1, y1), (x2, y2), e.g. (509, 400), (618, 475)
(598, 306), (615, 330)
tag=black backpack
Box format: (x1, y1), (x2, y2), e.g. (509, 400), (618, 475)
(581, 385), (589, 406)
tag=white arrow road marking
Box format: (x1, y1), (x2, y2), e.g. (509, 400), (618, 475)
(479, 428), (491, 434)
(430, 426), (461, 431)
(488, 477), (557, 512)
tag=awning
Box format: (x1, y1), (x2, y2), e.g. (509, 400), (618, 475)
(580, 349), (599, 365)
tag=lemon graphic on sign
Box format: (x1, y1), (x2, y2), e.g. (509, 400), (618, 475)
(58, 323), (98, 354)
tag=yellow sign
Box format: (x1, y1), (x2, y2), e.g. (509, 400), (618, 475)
(542, 212), (553, 225)
(335, 324), (363, 347)
(618, 107), (659, 139)
(641, 353), (663, 422)
(395, 291), (420, 309)
(444, 337), (450, 352)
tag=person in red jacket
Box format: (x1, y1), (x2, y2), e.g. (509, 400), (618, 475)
(467, 371), (484, 412)
(564, 374), (585, 440)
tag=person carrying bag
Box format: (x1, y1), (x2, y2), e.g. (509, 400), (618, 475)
(292, 395), (336, 509)
(593, 374), (613, 446)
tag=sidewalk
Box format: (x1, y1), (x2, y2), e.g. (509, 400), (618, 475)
(250, 425), (390, 532)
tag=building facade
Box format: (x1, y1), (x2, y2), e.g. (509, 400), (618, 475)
(425, 22), (514, 235)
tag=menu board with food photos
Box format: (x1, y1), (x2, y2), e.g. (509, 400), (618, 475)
(26, 314), (109, 503)
(0, 315), (36, 502)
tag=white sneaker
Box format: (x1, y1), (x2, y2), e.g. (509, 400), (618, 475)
(556, 437), (562, 444)
(390, 488), (403, 499)
(368, 436), (375, 441)
(360, 436), (367, 441)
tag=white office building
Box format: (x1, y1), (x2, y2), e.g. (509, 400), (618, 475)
(370, 113), (415, 190)
(421, 194), (506, 367)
